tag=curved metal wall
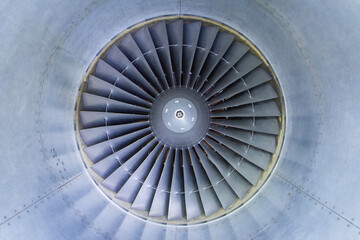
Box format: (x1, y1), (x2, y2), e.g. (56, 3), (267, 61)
(0, 0), (359, 239)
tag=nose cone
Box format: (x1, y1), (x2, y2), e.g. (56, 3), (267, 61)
(162, 98), (197, 133)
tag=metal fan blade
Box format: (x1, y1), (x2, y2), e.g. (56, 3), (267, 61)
(182, 149), (204, 220)
(207, 68), (272, 104)
(118, 34), (163, 93)
(204, 53), (263, 99)
(101, 137), (156, 192)
(189, 147), (221, 217)
(87, 75), (151, 108)
(95, 59), (153, 101)
(188, 26), (219, 88)
(167, 19), (183, 86)
(194, 145), (237, 209)
(133, 25), (169, 89)
(211, 117), (280, 135)
(83, 128), (151, 163)
(211, 101), (281, 118)
(80, 121), (149, 146)
(210, 83), (278, 110)
(210, 125), (276, 153)
(115, 143), (163, 203)
(81, 92), (149, 114)
(167, 149), (186, 220)
(79, 111), (148, 128)
(195, 32), (235, 91)
(182, 21), (202, 86)
(149, 148), (175, 217)
(200, 142), (252, 199)
(207, 131), (271, 170)
(205, 136), (262, 186)
(149, 21), (175, 87)
(91, 134), (154, 179)
(131, 147), (169, 211)
(198, 42), (249, 92)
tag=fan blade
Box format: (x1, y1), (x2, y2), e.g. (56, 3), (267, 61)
(210, 83), (278, 110)
(211, 101), (281, 118)
(83, 128), (151, 163)
(207, 131), (271, 170)
(211, 125), (277, 153)
(149, 148), (175, 217)
(188, 147), (221, 217)
(118, 34), (163, 92)
(167, 19), (183, 86)
(204, 53), (262, 99)
(87, 75), (151, 108)
(80, 121), (149, 146)
(194, 145), (237, 209)
(182, 149), (204, 220)
(131, 147), (169, 211)
(133, 25), (169, 89)
(182, 21), (202, 86)
(92, 134), (154, 179)
(205, 136), (262, 186)
(79, 111), (148, 128)
(188, 26), (219, 88)
(198, 42), (249, 92)
(81, 92), (149, 114)
(116, 143), (163, 203)
(95, 59), (153, 101)
(101, 137), (156, 192)
(211, 117), (280, 135)
(194, 32), (235, 91)
(208, 67), (272, 104)
(200, 142), (252, 199)
(149, 21), (175, 87)
(168, 149), (186, 220)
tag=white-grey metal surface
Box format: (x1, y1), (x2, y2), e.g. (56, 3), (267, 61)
(0, 0), (360, 239)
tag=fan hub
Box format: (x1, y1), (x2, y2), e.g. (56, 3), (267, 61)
(150, 87), (209, 147)
(162, 97), (197, 133)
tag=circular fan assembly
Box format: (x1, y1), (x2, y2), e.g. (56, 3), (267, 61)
(75, 16), (285, 224)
